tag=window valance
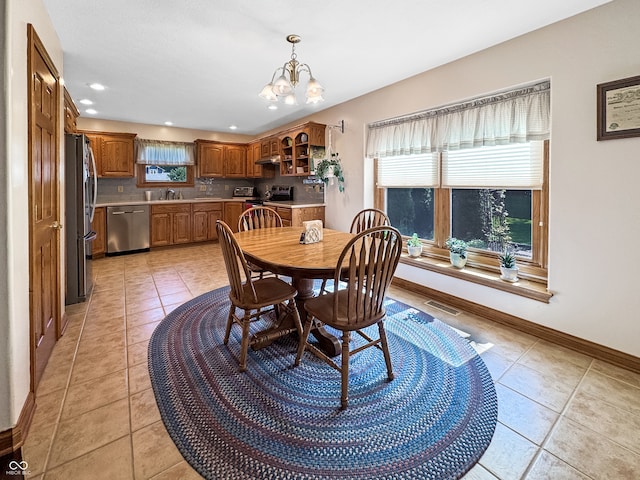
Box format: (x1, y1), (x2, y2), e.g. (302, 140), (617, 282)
(135, 139), (195, 165)
(366, 80), (550, 158)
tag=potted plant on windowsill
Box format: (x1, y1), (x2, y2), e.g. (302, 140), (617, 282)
(314, 153), (345, 192)
(499, 250), (519, 282)
(406, 233), (423, 258)
(445, 237), (468, 268)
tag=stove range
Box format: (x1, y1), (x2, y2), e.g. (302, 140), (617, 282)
(267, 185), (293, 202)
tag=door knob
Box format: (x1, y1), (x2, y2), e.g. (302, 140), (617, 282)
(51, 221), (63, 230)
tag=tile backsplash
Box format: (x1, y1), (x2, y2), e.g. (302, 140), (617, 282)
(96, 174), (324, 204)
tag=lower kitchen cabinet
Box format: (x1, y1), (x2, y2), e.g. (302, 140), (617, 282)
(193, 202), (222, 241)
(151, 204), (192, 246)
(223, 201), (245, 233)
(273, 205), (325, 228)
(91, 206), (106, 257)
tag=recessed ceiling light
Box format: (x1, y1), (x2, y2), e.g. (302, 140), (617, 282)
(79, 99), (93, 105)
(229, 125), (238, 130)
(89, 83), (105, 91)
(268, 104), (278, 110)
(85, 108), (98, 115)
(164, 121), (173, 126)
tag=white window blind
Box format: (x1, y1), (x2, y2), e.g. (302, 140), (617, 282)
(377, 154), (439, 187)
(442, 141), (544, 189)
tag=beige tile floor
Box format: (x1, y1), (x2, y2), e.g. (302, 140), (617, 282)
(21, 242), (640, 479)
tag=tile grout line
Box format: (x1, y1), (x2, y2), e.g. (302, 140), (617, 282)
(519, 357), (598, 479)
(124, 262), (136, 480)
(39, 280), (96, 478)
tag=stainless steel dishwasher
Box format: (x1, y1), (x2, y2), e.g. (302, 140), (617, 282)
(106, 205), (150, 254)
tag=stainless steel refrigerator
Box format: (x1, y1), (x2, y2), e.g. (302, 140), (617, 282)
(65, 133), (98, 305)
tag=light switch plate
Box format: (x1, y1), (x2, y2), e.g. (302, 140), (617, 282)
(117, 186), (123, 192)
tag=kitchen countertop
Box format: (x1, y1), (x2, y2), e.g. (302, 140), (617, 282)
(96, 198), (326, 208)
(96, 198), (226, 207)
(263, 201), (325, 208)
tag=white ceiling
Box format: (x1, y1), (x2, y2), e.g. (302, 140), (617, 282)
(42, 0), (610, 135)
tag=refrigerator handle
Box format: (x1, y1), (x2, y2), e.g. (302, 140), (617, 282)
(89, 145), (98, 222)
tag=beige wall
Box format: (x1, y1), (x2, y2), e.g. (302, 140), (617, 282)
(76, 117), (254, 144)
(2, 0), (64, 430)
(303, 0), (640, 357)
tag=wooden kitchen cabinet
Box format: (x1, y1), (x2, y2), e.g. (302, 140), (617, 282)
(293, 206), (325, 226)
(224, 144), (247, 177)
(82, 131), (137, 178)
(246, 141), (261, 179)
(91, 207), (106, 257)
(246, 141), (275, 179)
(192, 202), (222, 242)
(151, 204), (192, 246)
(223, 201), (245, 233)
(273, 205), (325, 228)
(280, 122), (325, 176)
(260, 136), (280, 158)
(64, 88), (79, 133)
(196, 140), (247, 178)
(195, 141), (224, 177)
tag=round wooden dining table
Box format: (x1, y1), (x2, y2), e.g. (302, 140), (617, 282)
(234, 227), (354, 356)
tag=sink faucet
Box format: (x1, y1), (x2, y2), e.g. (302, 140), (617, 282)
(166, 189), (176, 200)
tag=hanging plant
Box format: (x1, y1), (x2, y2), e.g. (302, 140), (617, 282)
(315, 153), (345, 192)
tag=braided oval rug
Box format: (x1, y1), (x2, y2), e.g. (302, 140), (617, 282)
(148, 285), (497, 480)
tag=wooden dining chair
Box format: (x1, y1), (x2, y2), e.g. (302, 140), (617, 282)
(238, 206), (283, 231)
(238, 206), (283, 279)
(295, 225), (403, 409)
(349, 208), (390, 234)
(216, 220), (302, 372)
(319, 208), (390, 295)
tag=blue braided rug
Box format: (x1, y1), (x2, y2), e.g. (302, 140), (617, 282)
(148, 285), (497, 480)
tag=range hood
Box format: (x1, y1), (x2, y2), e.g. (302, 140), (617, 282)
(255, 155), (280, 165)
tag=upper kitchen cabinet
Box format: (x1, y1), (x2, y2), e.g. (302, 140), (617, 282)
(63, 88), (79, 133)
(196, 140), (247, 178)
(82, 131), (137, 177)
(259, 135), (280, 159)
(280, 122), (325, 176)
(247, 140), (275, 179)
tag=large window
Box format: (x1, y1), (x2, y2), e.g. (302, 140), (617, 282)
(376, 142), (548, 277)
(136, 139), (195, 187)
(387, 188), (435, 241)
(368, 81), (550, 279)
(451, 188), (532, 259)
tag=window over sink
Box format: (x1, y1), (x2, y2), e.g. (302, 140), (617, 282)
(136, 139), (195, 187)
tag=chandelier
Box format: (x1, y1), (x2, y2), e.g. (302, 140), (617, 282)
(259, 34), (325, 106)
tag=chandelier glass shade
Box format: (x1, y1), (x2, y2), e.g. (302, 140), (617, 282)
(259, 34), (325, 105)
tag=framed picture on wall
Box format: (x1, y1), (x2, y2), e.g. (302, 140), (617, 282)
(597, 74), (640, 140)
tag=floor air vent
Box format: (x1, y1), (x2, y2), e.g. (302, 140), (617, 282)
(425, 300), (460, 316)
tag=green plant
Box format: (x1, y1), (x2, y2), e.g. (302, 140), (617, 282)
(407, 233), (422, 247)
(445, 237), (468, 258)
(315, 153), (345, 192)
(499, 251), (516, 269)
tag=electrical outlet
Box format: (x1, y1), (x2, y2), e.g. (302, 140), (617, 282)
(117, 186), (123, 193)
(224, 185), (229, 191)
(199, 185), (207, 191)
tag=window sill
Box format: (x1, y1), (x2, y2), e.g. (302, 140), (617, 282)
(400, 254), (553, 303)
